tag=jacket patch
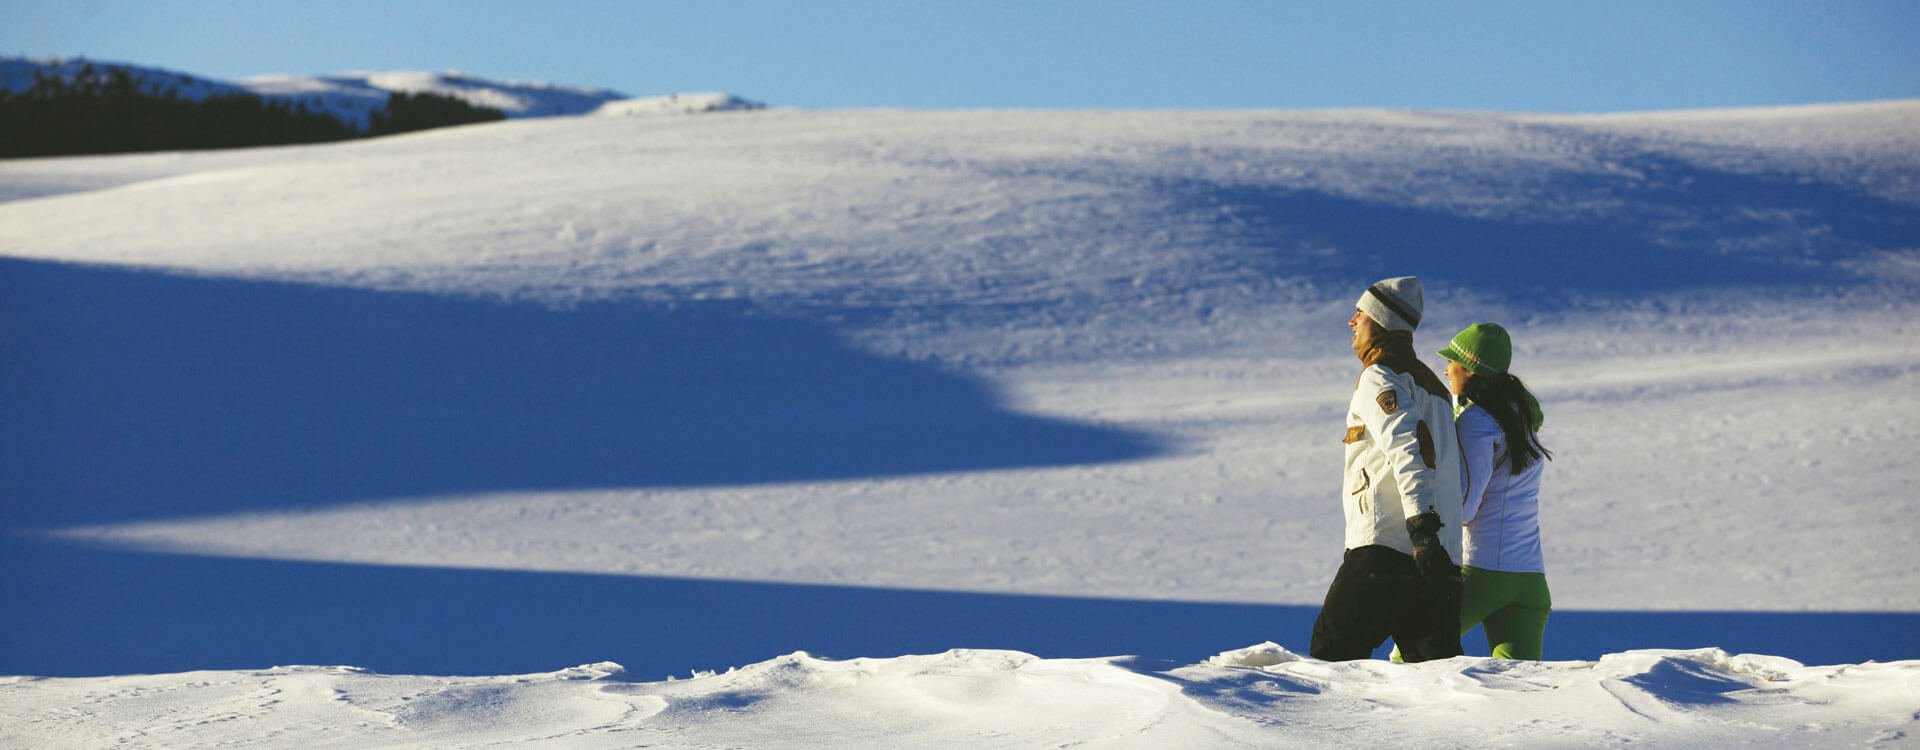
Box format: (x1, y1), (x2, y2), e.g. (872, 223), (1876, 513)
(1343, 426), (1365, 444)
(1416, 419), (1436, 468)
(1376, 389), (1398, 415)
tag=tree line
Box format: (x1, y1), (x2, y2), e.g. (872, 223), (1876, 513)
(1, 64), (507, 159)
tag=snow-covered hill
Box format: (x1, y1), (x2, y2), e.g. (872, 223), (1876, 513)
(0, 56), (760, 128)
(1, 98), (1917, 746)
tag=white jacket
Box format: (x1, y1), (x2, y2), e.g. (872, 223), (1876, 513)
(1341, 364), (1463, 560)
(1458, 404), (1546, 573)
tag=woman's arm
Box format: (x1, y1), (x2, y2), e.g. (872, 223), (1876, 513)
(1458, 406), (1502, 525)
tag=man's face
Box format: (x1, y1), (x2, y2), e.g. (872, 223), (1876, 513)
(1349, 309), (1383, 354)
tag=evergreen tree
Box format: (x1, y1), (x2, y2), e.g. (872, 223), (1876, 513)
(2, 64), (510, 159)
(368, 91), (507, 136)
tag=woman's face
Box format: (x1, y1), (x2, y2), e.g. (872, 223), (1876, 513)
(1445, 359), (1471, 396)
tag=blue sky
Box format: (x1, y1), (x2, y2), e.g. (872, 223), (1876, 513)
(4, 0), (1916, 112)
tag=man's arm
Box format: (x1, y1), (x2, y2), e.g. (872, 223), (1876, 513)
(1356, 369), (1437, 522)
(1357, 367), (1461, 597)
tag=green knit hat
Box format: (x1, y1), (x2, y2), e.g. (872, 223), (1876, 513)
(1438, 322), (1512, 375)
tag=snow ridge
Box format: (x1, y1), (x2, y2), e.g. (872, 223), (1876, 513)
(240, 70), (631, 128)
(4, 648), (1914, 747)
(593, 92), (767, 116)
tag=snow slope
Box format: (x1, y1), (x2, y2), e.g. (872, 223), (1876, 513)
(2, 99), (1918, 746)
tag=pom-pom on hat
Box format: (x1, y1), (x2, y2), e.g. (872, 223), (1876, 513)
(1356, 276), (1424, 332)
(1438, 322), (1512, 374)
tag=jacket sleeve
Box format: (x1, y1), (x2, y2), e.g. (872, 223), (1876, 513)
(1458, 406), (1503, 525)
(1356, 368), (1437, 520)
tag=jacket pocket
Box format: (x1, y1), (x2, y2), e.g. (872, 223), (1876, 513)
(1351, 467), (1371, 514)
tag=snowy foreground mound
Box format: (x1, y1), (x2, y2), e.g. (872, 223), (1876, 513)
(5, 647), (1915, 748)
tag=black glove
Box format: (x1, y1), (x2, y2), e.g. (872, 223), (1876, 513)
(1406, 512), (1463, 601)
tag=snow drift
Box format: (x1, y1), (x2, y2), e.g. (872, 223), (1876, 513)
(4, 647), (1914, 747)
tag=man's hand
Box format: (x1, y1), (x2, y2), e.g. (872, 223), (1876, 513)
(1406, 512), (1463, 602)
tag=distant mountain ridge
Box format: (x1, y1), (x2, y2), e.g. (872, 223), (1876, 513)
(235, 70), (630, 128)
(1, 56), (764, 129)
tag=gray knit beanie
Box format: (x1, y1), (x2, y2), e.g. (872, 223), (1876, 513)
(1356, 276), (1424, 332)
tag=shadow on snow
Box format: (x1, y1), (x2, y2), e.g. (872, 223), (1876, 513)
(2, 539), (1914, 678)
(0, 257), (1163, 529)
(1168, 154), (1919, 300)
(7, 153), (1918, 680)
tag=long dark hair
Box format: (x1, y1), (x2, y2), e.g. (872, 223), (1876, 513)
(1462, 372), (1551, 475)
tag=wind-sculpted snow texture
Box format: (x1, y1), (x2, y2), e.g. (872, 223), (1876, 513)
(3, 648), (1915, 748)
(2, 100), (1919, 746)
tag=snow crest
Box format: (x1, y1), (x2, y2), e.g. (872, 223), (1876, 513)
(4, 649), (1915, 748)
(594, 92), (767, 116)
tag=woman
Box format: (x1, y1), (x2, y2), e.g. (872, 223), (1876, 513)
(1439, 322), (1552, 660)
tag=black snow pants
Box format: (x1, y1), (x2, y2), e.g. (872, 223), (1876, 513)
(1309, 545), (1463, 663)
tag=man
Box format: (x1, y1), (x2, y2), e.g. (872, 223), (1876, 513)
(1309, 276), (1465, 663)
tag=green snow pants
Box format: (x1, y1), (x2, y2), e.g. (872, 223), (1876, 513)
(1460, 565), (1551, 660)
